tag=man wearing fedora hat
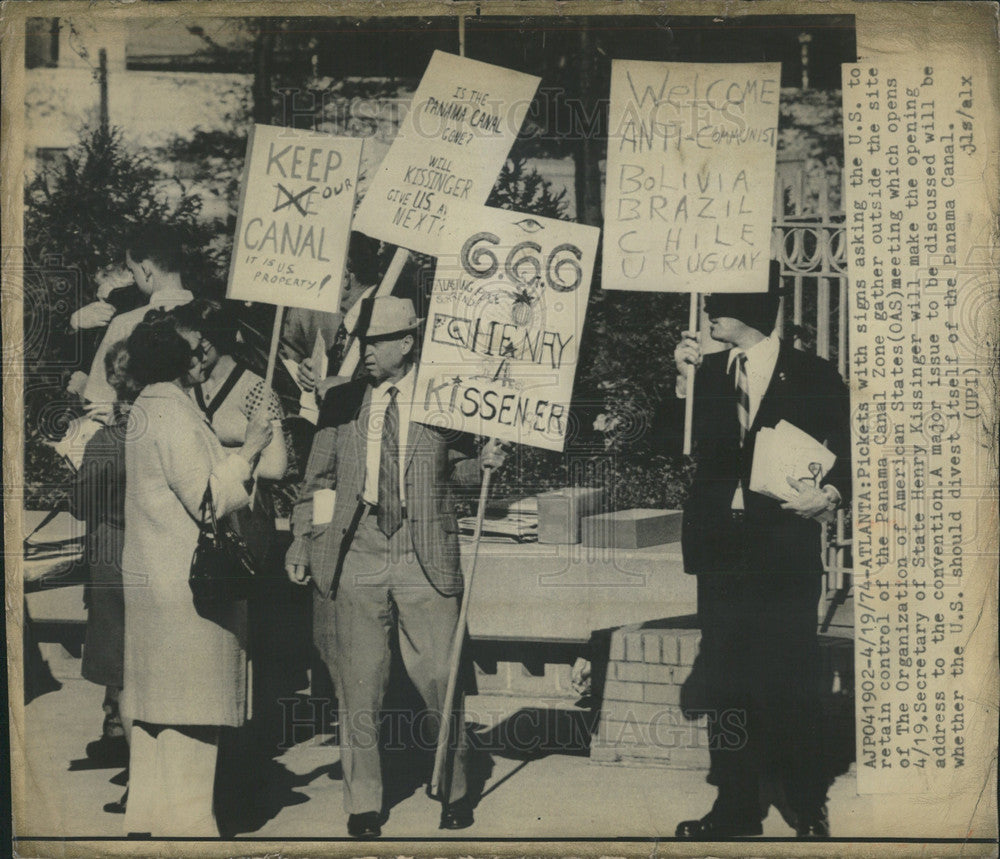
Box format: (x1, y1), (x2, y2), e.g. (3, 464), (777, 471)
(285, 296), (506, 839)
(663, 261), (851, 839)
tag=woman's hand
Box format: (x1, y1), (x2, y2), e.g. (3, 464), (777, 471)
(241, 413), (274, 462)
(297, 357), (317, 392)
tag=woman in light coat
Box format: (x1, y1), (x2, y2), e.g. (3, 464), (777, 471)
(120, 310), (273, 837)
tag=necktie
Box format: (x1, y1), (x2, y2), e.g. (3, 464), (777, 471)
(377, 386), (403, 537)
(734, 352), (750, 444)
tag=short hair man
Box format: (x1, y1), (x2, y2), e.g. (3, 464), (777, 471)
(82, 227), (192, 406)
(285, 297), (506, 840)
(666, 262), (851, 839)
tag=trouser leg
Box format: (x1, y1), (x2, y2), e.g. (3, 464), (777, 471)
(766, 573), (827, 814)
(333, 517), (393, 816)
(124, 722), (219, 837)
(392, 564), (467, 804)
(697, 574), (761, 821)
(312, 588), (340, 731)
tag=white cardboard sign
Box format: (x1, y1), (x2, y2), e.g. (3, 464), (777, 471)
(411, 203), (599, 452)
(353, 51), (541, 256)
(227, 124), (362, 311)
(602, 60), (781, 293)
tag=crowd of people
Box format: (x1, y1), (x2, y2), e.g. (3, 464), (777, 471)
(61, 223), (505, 838)
(60, 225), (849, 840)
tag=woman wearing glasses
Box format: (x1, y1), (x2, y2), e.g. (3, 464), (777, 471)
(120, 310), (273, 836)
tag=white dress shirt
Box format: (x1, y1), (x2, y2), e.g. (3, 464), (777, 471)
(362, 365), (417, 506)
(727, 334), (780, 509)
(726, 333), (780, 427)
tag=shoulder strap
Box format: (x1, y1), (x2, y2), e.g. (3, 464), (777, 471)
(195, 364), (247, 421)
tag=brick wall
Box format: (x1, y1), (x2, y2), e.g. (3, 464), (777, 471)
(591, 623), (710, 768)
(591, 623), (854, 769)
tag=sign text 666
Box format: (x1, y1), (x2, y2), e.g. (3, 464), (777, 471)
(460, 232), (583, 292)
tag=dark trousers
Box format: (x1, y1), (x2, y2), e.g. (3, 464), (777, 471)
(696, 569), (826, 819)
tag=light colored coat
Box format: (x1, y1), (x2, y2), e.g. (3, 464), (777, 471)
(120, 382), (252, 727)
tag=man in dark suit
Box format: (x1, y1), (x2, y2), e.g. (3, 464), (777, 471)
(668, 264), (851, 839)
(285, 297), (506, 839)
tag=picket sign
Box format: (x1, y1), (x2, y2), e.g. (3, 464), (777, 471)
(226, 125), (362, 427)
(601, 59), (782, 454)
(347, 48), (544, 801)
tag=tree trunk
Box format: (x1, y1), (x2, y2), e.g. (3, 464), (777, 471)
(572, 21), (603, 229)
(252, 26), (276, 125)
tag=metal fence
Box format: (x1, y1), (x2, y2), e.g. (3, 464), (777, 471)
(771, 158), (852, 608)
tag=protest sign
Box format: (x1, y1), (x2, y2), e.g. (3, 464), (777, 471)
(410, 203), (599, 452)
(227, 125), (362, 312)
(353, 51), (541, 256)
(602, 60), (781, 293)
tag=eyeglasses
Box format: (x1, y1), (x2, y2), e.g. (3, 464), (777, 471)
(191, 339), (213, 360)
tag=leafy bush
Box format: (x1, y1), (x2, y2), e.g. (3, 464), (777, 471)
(478, 157), (692, 512)
(22, 125), (219, 508)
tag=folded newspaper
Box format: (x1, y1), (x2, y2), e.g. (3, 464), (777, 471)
(749, 420), (836, 503)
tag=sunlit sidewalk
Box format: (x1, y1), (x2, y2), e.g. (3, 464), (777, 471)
(17, 669), (877, 842)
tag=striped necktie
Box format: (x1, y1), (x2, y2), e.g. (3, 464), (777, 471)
(734, 351), (750, 444)
(377, 386), (402, 537)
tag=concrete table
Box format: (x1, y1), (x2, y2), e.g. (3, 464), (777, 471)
(459, 538), (696, 644)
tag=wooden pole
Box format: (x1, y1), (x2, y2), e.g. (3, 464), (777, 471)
(430, 462), (493, 799)
(262, 304), (284, 396)
(250, 305), (285, 508)
(682, 292), (698, 455)
(336, 245), (410, 377)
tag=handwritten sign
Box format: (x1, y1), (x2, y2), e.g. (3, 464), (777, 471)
(411, 203), (599, 452)
(227, 125), (362, 311)
(602, 60), (780, 293)
(353, 51), (540, 256)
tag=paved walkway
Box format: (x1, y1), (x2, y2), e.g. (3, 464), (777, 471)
(17, 665), (882, 842)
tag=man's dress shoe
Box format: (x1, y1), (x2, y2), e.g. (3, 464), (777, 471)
(439, 797), (474, 830)
(347, 811), (381, 839)
(795, 807), (831, 838)
(103, 788), (128, 814)
(675, 811), (763, 838)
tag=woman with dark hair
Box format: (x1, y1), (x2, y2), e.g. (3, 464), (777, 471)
(120, 310), (273, 837)
(70, 340), (142, 800)
(171, 299), (287, 562)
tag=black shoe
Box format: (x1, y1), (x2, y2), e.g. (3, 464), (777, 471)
(795, 806), (830, 838)
(85, 735), (129, 768)
(103, 789), (128, 815)
(675, 811), (763, 839)
(347, 811), (381, 839)
(440, 796), (474, 830)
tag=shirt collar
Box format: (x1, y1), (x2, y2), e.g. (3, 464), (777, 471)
(149, 287), (194, 308)
(373, 364), (416, 401)
(727, 333), (780, 372)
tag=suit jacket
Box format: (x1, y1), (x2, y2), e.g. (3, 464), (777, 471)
(660, 340), (851, 576)
(287, 376), (481, 598)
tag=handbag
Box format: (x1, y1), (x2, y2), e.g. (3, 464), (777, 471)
(189, 481), (256, 604)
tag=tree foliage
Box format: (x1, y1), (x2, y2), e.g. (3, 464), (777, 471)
(22, 125), (218, 507)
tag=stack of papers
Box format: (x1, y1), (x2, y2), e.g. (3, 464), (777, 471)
(750, 420), (837, 503)
(460, 496), (538, 542)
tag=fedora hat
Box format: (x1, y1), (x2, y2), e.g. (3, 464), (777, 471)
(363, 296), (422, 339)
(703, 259), (784, 335)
